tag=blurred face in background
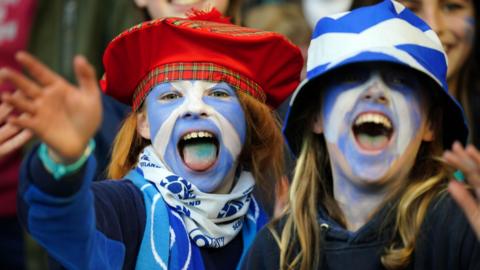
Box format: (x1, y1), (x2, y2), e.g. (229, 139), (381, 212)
(134, 0), (230, 19)
(398, 0), (475, 94)
(302, 0), (353, 29)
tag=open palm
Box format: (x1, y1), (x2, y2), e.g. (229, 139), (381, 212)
(443, 142), (480, 240)
(0, 52), (102, 162)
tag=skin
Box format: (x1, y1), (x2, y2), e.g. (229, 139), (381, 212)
(312, 65), (434, 231)
(0, 52), (101, 164)
(443, 142), (480, 240)
(0, 91), (33, 158)
(134, 0), (229, 19)
(137, 80), (246, 194)
(397, 0), (475, 96)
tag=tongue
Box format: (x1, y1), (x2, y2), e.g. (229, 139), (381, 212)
(183, 142), (218, 171)
(356, 133), (389, 151)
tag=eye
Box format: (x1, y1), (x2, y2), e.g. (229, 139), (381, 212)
(442, 1), (466, 13)
(208, 89), (230, 98)
(159, 92), (181, 101)
(336, 72), (369, 85)
(383, 73), (415, 89)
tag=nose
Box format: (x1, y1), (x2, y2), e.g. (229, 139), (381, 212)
(421, 7), (445, 35)
(361, 81), (389, 105)
(181, 99), (209, 119)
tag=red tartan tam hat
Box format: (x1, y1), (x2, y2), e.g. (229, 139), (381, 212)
(100, 9), (303, 111)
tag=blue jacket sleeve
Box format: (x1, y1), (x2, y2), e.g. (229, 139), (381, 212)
(17, 147), (146, 270)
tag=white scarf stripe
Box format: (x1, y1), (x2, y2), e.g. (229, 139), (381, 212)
(138, 146), (255, 248)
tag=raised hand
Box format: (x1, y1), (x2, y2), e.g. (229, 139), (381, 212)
(0, 92), (33, 158)
(0, 52), (102, 163)
(443, 142), (480, 240)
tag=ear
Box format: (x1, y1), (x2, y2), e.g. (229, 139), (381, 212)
(137, 111), (151, 140)
(422, 120), (435, 142)
(312, 112), (323, 134)
(134, 0), (147, 8)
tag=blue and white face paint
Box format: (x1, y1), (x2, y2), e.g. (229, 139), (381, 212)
(314, 65), (433, 184)
(141, 80), (246, 193)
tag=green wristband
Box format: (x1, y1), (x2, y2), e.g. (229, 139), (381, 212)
(38, 140), (96, 180)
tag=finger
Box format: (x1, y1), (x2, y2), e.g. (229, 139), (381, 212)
(0, 122), (22, 142)
(2, 92), (37, 115)
(452, 142), (480, 184)
(444, 142), (476, 172)
(0, 68), (42, 99)
(443, 150), (466, 170)
(7, 114), (36, 131)
(15, 51), (62, 86)
(0, 129), (32, 157)
(74, 55), (99, 93)
(448, 180), (480, 238)
(0, 102), (13, 123)
(466, 145), (480, 169)
(444, 150), (480, 185)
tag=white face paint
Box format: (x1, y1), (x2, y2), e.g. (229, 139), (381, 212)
(314, 65), (432, 185)
(143, 80), (246, 193)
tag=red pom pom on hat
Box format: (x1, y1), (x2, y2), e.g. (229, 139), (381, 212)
(101, 8), (303, 110)
(185, 8), (232, 24)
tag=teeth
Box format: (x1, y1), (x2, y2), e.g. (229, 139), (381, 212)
(182, 131), (214, 141)
(355, 113), (392, 129)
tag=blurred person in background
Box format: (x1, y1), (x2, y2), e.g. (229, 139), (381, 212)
(0, 0), (36, 268)
(395, 0), (479, 148)
(243, 2), (311, 217)
(301, 0), (380, 30)
(135, 0), (244, 24)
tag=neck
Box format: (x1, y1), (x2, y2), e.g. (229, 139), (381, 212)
(213, 164), (238, 194)
(333, 170), (390, 232)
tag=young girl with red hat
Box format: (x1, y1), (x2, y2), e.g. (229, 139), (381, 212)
(0, 10), (303, 269)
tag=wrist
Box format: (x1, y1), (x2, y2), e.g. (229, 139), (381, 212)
(38, 139), (96, 180)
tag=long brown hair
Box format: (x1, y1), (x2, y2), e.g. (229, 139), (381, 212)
(276, 78), (451, 270)
(107, 91), (284, 195)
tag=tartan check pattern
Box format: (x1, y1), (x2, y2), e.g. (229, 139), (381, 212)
(169, 19), (272, 37)
(132, 62), (265, 111)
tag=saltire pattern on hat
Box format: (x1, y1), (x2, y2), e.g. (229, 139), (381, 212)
(304, 0), (447, 92)
(283, 0), (468, 155)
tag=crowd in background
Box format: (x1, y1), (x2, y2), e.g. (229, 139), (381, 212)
(0, 0), (478, 269)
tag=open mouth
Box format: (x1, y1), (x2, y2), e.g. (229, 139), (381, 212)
(178, 131), (219, 172)
(352, 112), (393, 151)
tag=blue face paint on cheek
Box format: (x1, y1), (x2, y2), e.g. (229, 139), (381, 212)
(466, 16), (475, 27)
(465, 16), (476, 42)
(203, 83), (247, 145)
(321, 69), (426, 183)
(145, 83), (183, 141)
(146, 81), (246, 193)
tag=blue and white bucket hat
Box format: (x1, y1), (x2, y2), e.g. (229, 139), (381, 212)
(283, 0), (468, 155)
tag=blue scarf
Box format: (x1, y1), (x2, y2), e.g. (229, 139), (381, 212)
(126, 167), (267, 270)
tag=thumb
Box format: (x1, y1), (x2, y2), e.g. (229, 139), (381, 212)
(74, 55), (98, 93)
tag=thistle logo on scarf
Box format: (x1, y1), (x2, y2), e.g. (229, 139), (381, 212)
(137, 146), (255, 248)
